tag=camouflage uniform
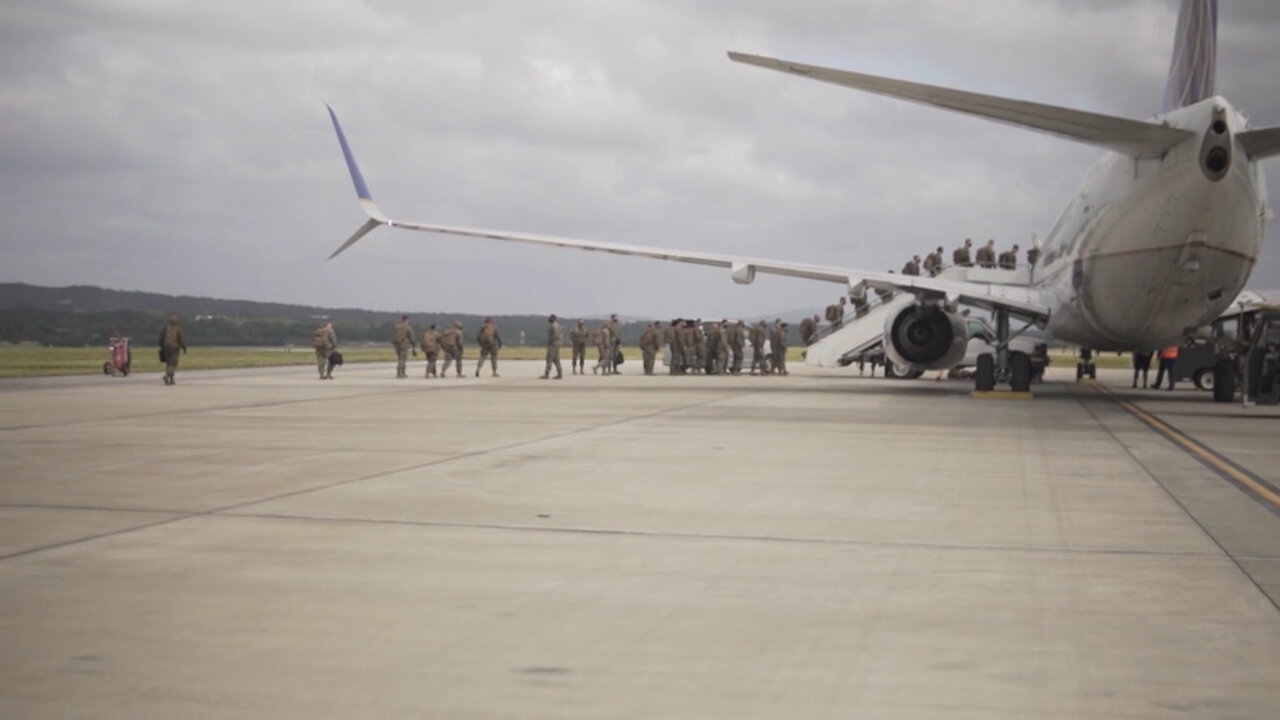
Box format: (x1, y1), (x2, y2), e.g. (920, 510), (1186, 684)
(570, 320), (588, 374)
(392, 317), (415, 378)
(976, 241), (997, 268)
(692, 321), (706, 374)
(727, 320), (746, 374)
(639, 322), (660, 375)
(593, 325), (611, 375)
(158, 315), (187, 385)
(440, 321), (464, 377)
(311, 323), (336, 380)
(420, 325), (441, 377)
(607, 316), (622, 374)
(749, 321), (766, 374)
(953, 240), (973, 267)
(475, 317), (501, 377)
(770, 322), (789, 375)
(541, 315), (563, 379)
(664, 321), (682, 375)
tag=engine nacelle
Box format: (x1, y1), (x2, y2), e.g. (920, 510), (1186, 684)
(883, 302), (968, 370)
(731, 262), (756, 285)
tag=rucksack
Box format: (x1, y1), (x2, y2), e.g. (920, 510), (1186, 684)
(825, 305), (838, 322)
(311, 328), (327, 349)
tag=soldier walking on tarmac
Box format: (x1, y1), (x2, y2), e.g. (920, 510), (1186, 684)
(728, 320), (746, 374)
(158, 314), (188, 385)
(391, 315), (416, 379)
(541, 314), (563, 379)
(440, 320), (464, 378)
(475, 316), (502, 377)
(570, 319), (588, 374)
(420, 324), (441, 378)
(311, 321), (336, 380)
(770, 321), (790, 375)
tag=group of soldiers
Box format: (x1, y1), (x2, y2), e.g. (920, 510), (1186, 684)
(662, 318), (790, 376)
(309, 313), (798, 380)
(901, 238), (1041, 277)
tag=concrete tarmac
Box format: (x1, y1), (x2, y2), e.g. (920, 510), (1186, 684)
(2, 360), (1278, 718)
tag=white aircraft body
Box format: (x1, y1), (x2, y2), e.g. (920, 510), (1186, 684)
(327, 0), (1279, 392)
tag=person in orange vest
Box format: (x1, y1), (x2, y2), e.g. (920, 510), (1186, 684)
(1154, 345), (1179, 390)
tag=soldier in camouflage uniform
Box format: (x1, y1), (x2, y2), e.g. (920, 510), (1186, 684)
(158, 314), (188, 385)
(475, 316), (502, 377)
(541, 314), (563, 379)
(680, 320), (697, 375)
(665, 320), (682, 375)
(391, 315), (416, 379)
(704, 321), (726, 375)
(592, 323), (611, 375)
(570, 319), (588, 375)
(607, 314), (622, 375)
(770, 321), (789, 375)
(311, 321), (336, 380)
(439, 320), (464, 378)
(639, 321), (660, 375)
(420, 324), (441, 378)
(727, 320), (746, 374)
(953, 238), (973, 267)
(692, 319), (706, 374)
(749, 320), (767, 375)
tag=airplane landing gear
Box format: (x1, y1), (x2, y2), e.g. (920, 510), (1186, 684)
(973, 307), (1034, 393)
(1075, 348), (1097, 381)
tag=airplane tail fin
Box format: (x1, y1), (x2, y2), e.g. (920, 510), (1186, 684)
(1162, 0), (1217, 112)
(326, 105), (391, 259)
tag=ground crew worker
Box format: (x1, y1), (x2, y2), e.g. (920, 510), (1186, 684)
(800, 315), (817, 345)
(570, 319), (588, 374)
(541, 314), (563, 379)
(923, 246), (944, 276)
(391, 315), (416, 379)
(475, 316), (501, 377)
(999, 244), (1020, 269)
(901, 255), (922, 276)
(728, 320), (746, 374)
(592, 323), (611, 375)
(157, 314), (187, 385)
(771, 321), (789, 375)
(440, 320), (464, 378)
(639, 321), (660, 375)
(665, 320), (682, 375)
(1132, 350), (1152, 389)
(1154, 345), (1179, 390)
(420, 324), (441, 378)
(749, 320), (767, 374)
(953, 238), (973, 267)
(1027, 245), (1041, 267)
(976, 239), (997, 268)
(608, 314), (622, 374)
(311, 321), (336, 380)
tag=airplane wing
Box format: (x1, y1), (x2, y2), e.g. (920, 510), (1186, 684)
(726, 52), (1194, 159)
(325, 106), (1051, 321)
(1238, 126), (1280, 160)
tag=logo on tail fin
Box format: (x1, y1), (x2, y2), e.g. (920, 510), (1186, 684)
(1163, 0), (1217, 112)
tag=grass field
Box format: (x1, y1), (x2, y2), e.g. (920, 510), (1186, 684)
(0, 345), (1131, 378)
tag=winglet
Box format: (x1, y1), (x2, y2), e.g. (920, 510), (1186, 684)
(326, 105), (391, 258)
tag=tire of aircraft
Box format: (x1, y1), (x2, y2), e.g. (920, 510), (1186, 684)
(1075, 362), (1084, 380)
(975, 354), (995, 392)
(884, 361), (922, 380)
(1010, 352), (1032, 392)
(1212, 359), (1236, 403)
(1193, 367), (1214, 391)
(1088, 364), (1097, 379)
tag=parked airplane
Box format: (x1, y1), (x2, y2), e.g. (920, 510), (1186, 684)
(328, 0), (1278, 393)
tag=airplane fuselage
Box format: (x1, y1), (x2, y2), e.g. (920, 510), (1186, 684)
(1033, 97), (1265, 351)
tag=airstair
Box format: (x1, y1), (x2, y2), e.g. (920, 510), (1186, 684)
(804, 295), (912, 367)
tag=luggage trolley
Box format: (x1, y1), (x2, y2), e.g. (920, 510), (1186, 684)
(103, 335), (132, 377)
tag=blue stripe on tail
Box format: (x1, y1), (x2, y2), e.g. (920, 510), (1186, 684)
(326, 105), (374, 201)
(1162, 0), (1217, 112)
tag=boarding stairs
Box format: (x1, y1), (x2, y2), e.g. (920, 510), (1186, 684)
(804, 295), (912, 368)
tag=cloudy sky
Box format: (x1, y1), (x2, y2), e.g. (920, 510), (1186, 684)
(3, 0), (1278, 319)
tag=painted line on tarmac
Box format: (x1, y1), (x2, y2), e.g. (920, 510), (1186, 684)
(1095, 384), (1280, 518)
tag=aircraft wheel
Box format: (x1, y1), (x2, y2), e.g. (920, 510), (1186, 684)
(1010, 352), (1032, 392)
(975, 353), (995, 392)
(900, 369), (924, 380)
(1212, 359), (1236, 403)
(102, 362), (111, 375)
(1193, 367), (1214, 391)
(1075, 362), (1084, 381)
(1087, 363), (1097, 379)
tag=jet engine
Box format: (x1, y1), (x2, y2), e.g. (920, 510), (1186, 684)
(883, 302), (968, 370)
(1199, 106), (1232, 182)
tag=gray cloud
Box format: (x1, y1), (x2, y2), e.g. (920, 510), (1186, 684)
(2, 0), (1277, 320)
